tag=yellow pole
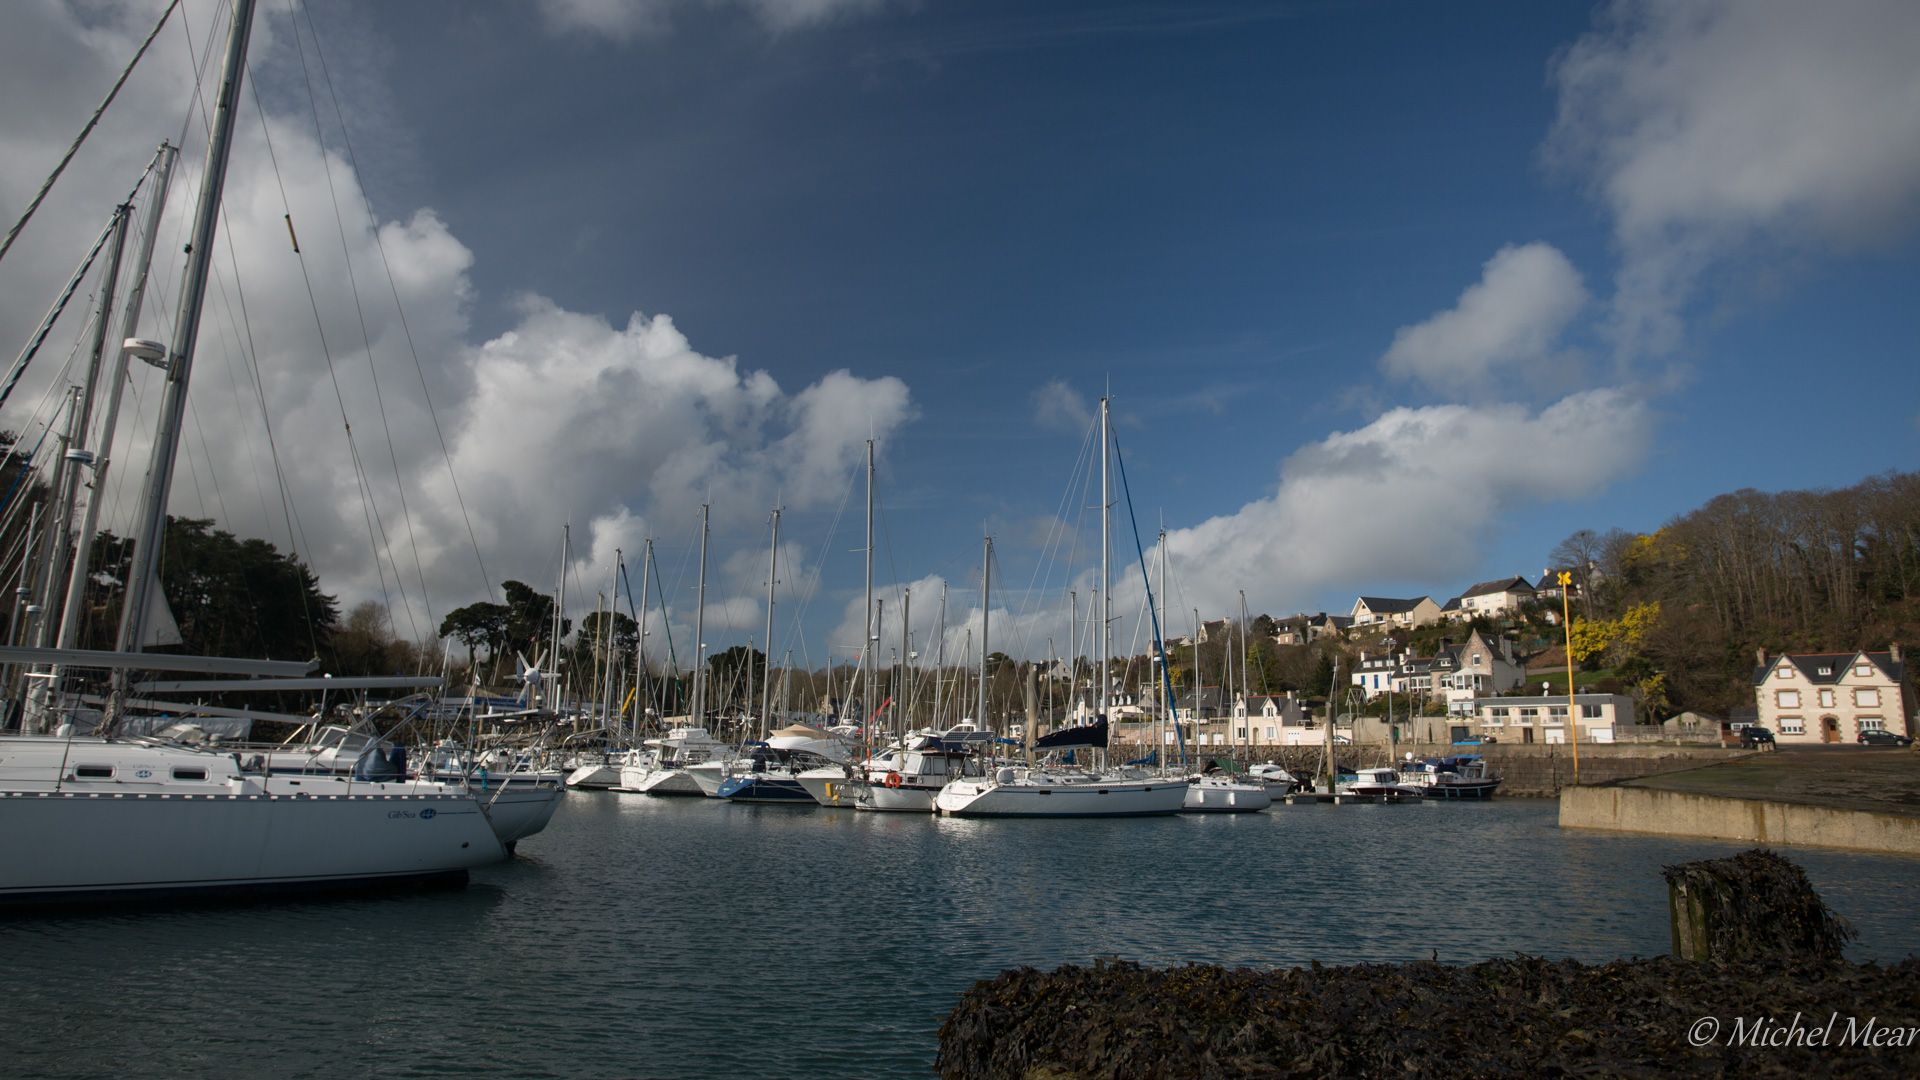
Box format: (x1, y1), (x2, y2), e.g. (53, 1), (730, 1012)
(1560, 571), (1579, 785)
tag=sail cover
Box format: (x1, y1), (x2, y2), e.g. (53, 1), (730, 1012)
(1034, 717), (1108, 750)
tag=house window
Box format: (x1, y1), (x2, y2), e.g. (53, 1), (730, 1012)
(1777, 666), (1793, 679)
(1818, 689), (1835, 708)
(1472, 654), (1482, 666)
(1855, 663), (1872, 676)
(1855, 689), (1880, 708)
(1265, 726), (1276, 741)
(1236, 727), (1248, 739)
(1860, 717), (1885, 733)
(1776, 690), (1800, 708)
(1780, 717), (1805, 735)
(1582, 704), (1602, 719)
(1549, 706), (1569, 723)
(1519, 708), (1538, 721)
(1817, 666), (1832, 676)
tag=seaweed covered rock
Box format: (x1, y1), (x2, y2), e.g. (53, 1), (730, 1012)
(939, 956), (1920, 1079)
(1665, 848), (1854, 962)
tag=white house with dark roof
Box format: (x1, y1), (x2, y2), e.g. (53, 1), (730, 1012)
(1456, 576), (1537, 619)
(1349, 595), (1443, 629)
(1753, 646), (1909, 744)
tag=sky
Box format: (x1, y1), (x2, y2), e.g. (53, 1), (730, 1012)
(1, 0), (1916, 674)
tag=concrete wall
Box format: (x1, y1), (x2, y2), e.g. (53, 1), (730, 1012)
(1560, 785), (1920, 856)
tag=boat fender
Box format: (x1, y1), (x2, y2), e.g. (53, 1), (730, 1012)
(884, 772), (903, 789)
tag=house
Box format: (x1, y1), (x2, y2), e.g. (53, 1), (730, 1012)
(1349, 595), (1443, 629)
(1456, 576), (1537, 619)
(1352, 651), (1400, 697)
(1752, 646), (1909, 745)
(1471, 693), (1635, 744)
(1432, 629), (1526, 714)
(1230, 691), (1306, 745)
(1438, 596), (1464, 621)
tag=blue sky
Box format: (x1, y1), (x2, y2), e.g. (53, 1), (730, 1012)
(2, 0), (1916, 668)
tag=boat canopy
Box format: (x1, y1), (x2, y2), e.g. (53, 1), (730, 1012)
(1034, 717), (1108, 750)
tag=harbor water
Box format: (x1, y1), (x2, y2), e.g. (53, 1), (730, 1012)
(4, 794), (1916, 1078)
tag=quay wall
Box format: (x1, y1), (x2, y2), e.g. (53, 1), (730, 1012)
(1139, 743), (1741, 797)
(1559, 785), (1920, 856)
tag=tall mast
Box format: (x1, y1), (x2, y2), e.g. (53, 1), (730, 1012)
(1158, 530), (1169, 751)
(57, 143), (177, 658)
(899, 587), (911, 734)
(977, 535), (991, 730)
(601, 554), (620, 728)
(550, 525), (568, 711)
(1098, 396), (1111, 721)
(636, 538), (653, 735)
(1067, 589), (1077, 719)
(931, 583), (948, 728)
(1239, 590), (1251, 757)
(692, 503), (709, 729)
(761, 506), (780, 737)
(113, 0), (259, 669)
(862, 439), (874, 733)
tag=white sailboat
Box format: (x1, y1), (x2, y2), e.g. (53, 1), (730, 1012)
(0, 1), (509, 901)
(937, 403), (1190, 818)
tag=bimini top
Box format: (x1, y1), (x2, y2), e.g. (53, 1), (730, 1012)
(1034, 717), (1109, 750)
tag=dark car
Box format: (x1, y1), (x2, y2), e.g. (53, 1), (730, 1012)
(1858, 730), (1914, 747)
(1739, 726), (1776, 748)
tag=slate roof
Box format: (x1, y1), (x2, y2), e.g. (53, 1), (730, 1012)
(1461, 576), (1537, 599)
(1752, 650), (1906, 686)
(1357, 596), (1427, 614)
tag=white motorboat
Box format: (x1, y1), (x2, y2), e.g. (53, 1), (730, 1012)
(1245, 762), (1304, 800)
(0, 732), (505, 903)
(1181, 772), (1272, 813)
(1339, 766), (1427, 802)
(618, 726), (730, 796)
(855, 724), (995, 812)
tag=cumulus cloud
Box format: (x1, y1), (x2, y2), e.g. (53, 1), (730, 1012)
(1547, 0), (1920, 356)
(538, 0), (895, 41)
(0, 1), (913, 648)
(1031, 378), (1094, 433)
(1379, 243), (1588, 390)
(1118, 389), (1654, 631)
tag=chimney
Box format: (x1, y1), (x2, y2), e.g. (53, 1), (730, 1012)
(1891, 642), (1902, 663)
(1755, 648), (1767, 668)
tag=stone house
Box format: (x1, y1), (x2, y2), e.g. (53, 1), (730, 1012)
(1752, 646), (1909, 744)
(1349, 595), (1443, 629)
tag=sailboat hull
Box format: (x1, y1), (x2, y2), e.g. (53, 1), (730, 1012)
(935, 776), (1189, 817)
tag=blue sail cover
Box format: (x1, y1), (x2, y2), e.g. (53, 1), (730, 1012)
(1034, 717), (1109, 750)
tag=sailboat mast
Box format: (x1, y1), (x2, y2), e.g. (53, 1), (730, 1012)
(1158, 530), (1169, 752)
(1098, 396), (1111, 722)
(899, 587), (910, 734)
(1239, 590), (1250, 759)
(931, 583), (947, 728)
(57, 142), (177, 657)
(692, 504), (709, 729)
(762, 506), (779, 737)
(977, 535), (991, 731)
(636, 538), (653, 736)
(113, 0), (259, 664)
(550, 526), (568, 712)
(863, 439), (874, 732)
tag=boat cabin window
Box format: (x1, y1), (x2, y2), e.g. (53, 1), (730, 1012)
(171, 767), (210, 781)
(75, 765), (114, 779)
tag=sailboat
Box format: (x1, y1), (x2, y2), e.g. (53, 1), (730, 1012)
(936, 400), (1189, 818)
(0, 0), (509, 901)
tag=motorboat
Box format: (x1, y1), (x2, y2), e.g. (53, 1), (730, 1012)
(717, 724), (853, 805)
(1182, 771), (1272, 813)
(1339, 766), (1427, 802)
(1245, 762), (1304, 799)
(853, 724), (995, 813)
(1400, 755), (1501, 800)
(618, 726), (730, 796)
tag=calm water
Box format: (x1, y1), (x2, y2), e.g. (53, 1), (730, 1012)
(4, 795), (1917, 1078)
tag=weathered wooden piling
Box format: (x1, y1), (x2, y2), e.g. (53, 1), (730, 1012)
(1664, 848), (1854, 962)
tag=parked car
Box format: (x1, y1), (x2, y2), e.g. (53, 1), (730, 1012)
(1739, 726), (1776, 748)
(1858, 730), (1914, 747)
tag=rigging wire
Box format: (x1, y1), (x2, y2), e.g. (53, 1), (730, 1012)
(0, 0), (182, 270)
(295, 0), (495, 604)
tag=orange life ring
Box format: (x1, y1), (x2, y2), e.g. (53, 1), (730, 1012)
(884, 771), (903, 789)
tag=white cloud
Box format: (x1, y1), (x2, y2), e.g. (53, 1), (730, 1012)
(538, 0), (894, 41)
(1379, 243), (1588, 389)
(1125, 389), (1653, 629)
(1031, 378), (1094, 432)
(0, 1), (913, 648)
(1547, 0), (1920, 356)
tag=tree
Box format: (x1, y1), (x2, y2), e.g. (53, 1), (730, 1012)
(439, 601), (510, 668)
(501, 580), (567, 661)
